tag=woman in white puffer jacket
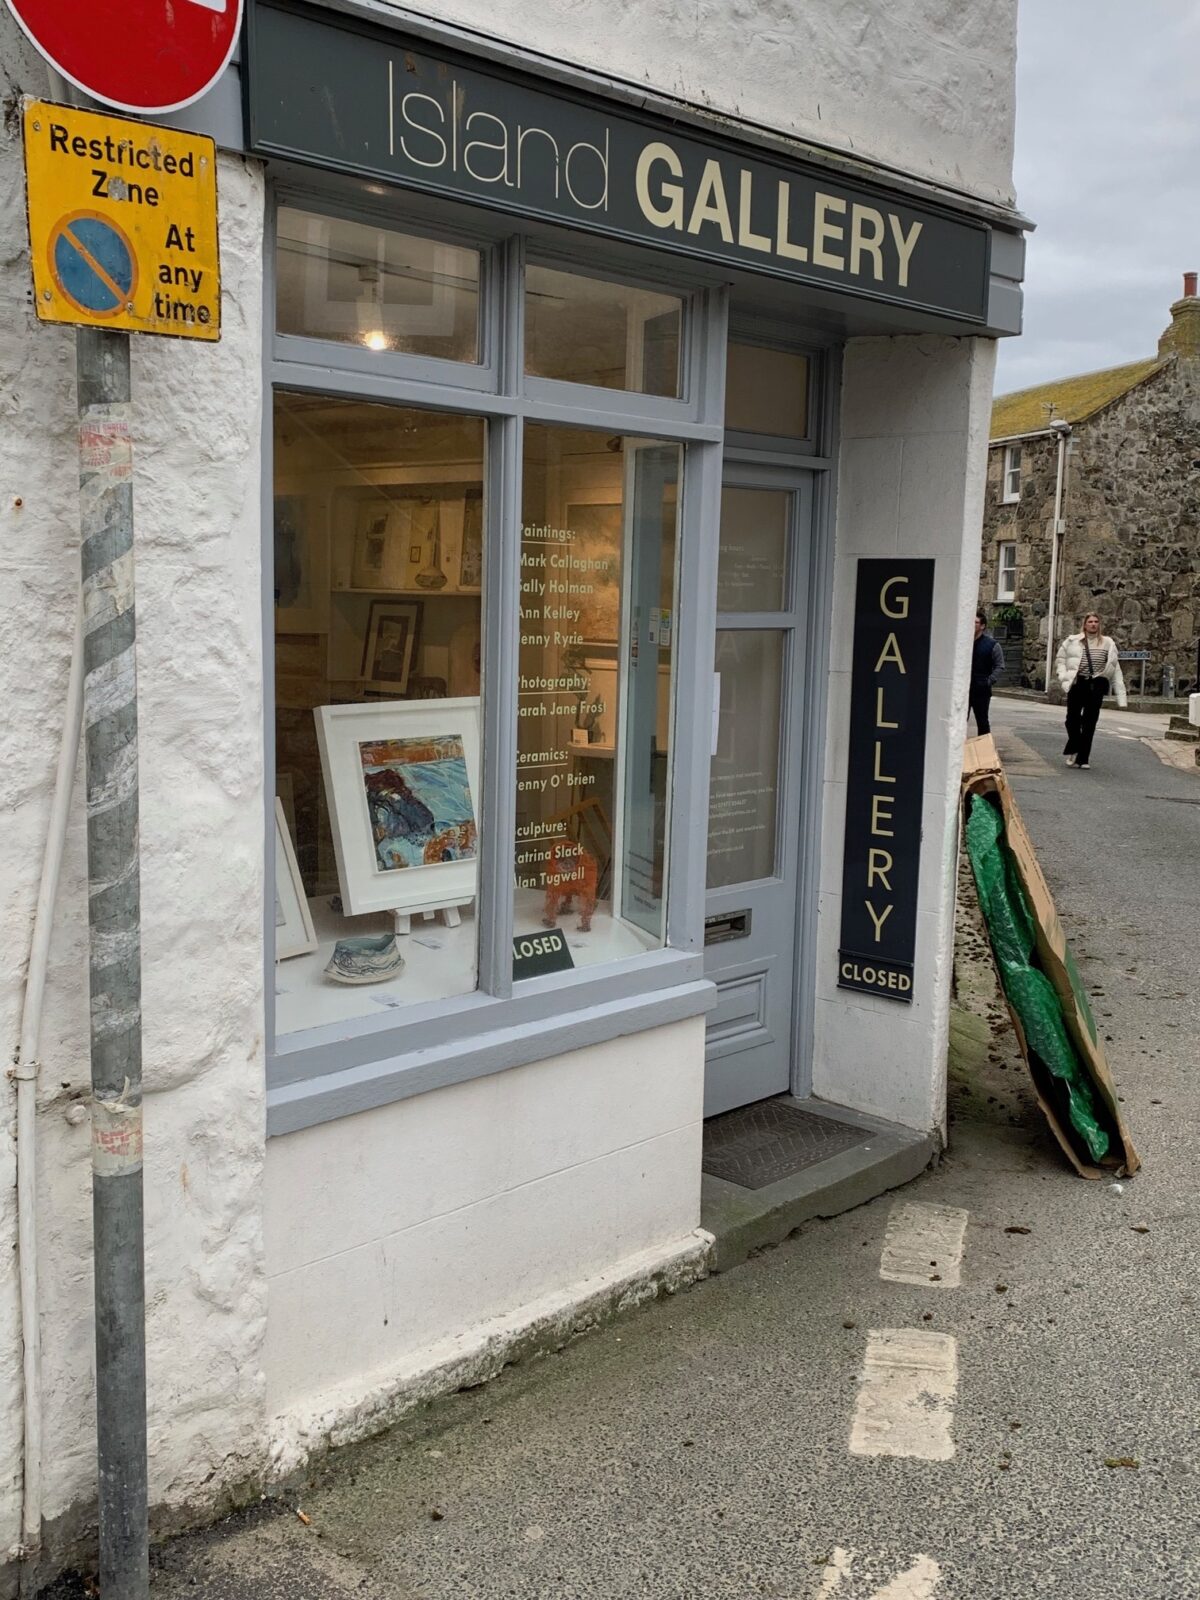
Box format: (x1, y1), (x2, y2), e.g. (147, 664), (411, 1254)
(1054, 611), (1127, 770)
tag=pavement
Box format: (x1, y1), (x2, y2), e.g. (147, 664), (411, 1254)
(44, 699), (1200, 1600)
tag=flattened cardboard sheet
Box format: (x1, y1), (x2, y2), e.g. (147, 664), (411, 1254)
(962, 735), (1139, 1179)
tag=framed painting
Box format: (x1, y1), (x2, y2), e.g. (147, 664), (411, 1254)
(564, 502), (621, 644)
(361, 599), (422, 694)
(458, 493), (483, 591)
(274, 493), (330, 634)
(351, 498), (409, 591)
(274, 798), (318, 959)
(314, 697), (482, 916)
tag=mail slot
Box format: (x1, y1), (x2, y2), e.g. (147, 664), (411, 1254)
(704, 909), (752, 945)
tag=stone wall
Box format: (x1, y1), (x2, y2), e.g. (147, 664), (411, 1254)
(979, 358), (1200, 694)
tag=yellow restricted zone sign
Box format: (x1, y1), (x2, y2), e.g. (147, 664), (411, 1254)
(23, 99), (220, 340)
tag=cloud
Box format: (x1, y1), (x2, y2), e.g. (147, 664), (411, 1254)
(994, 2), (1200, 394)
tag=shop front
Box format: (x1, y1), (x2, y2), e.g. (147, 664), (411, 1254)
(244, 0), (1022, 1455)
(0, 0), (1024, 1559)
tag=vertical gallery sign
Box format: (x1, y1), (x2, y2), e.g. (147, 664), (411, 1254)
(838, 560), (934, 1001)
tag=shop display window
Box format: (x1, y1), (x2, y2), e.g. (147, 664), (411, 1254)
(275, 206), (482, 362)
(514, 425), (681, 972)
(524, 264), (683, 396)
(273, 392), (486, 1035)
(267, 199), (739, 1082)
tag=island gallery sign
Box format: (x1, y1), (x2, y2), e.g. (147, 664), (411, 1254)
(838, 560), (933, 1002)
(246, 2), (990, 322)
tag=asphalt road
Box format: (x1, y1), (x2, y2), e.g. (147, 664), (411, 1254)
(49, 700), (1200, 1600)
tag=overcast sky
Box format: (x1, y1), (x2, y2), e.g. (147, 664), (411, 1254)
(993, 3), (1200, 396)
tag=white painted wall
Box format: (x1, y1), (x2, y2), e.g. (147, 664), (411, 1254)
(0, 21), (268, 1562)
(813, 334), (997, 1133)
(367, 0), (1019, 207)
(264, 1018), (705, 1468)
(1, 0), (1012, 1569)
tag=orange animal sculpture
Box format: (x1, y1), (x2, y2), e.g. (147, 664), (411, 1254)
(542, 840), (598, 933)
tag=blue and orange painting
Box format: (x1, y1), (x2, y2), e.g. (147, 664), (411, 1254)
(358, 735), (478, 872)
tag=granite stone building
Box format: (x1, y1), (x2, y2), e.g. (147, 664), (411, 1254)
(979, 276), (1200, 693)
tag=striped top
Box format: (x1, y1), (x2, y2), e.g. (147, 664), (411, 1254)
(1077, 635), (1111, 679)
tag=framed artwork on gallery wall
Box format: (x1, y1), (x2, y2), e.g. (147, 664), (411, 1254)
(564, 502), (621, 644)
(458, 493), (483, 591)
(274, 798), (318, 959)
(361, 598), (422, 694)
(351, 497), (408, 591)
(314, 697), (482, 916)
(274, 493), (330, 634)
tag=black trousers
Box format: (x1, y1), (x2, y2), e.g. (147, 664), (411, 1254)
(1064, 677), (1107, 763)
(968, 684), (992, 735)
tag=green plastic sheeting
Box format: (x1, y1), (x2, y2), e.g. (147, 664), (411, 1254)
(965, 797), (1111, 1163)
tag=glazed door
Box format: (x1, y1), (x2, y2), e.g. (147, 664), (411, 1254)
(703, 471), (811, 1116)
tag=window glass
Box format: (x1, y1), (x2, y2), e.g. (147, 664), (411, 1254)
(514, 425), (680, 972)
(276, 206), (481, 362)
(272, 392), (486, 1035)
(1003, 445), (1022, 501)
(997, 541), (1017, 601)
(525, 265), (683, 396)
(724, 341), (809, 438)
(707, 631), (784, 888)
(716, 487), (789, 611)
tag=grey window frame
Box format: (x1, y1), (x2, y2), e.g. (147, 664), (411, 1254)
(722, 312), (823, 461)
(263, 186), (733, 1135)
(522, 249), (699, 421)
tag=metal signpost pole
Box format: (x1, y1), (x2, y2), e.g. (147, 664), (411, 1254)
(1043, 421), (1071, 693)
(16, 35), (223, 1588)
(77, 324), (149, 1600)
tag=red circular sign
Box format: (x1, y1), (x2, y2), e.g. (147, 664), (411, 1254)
(7, 0), (243, 115)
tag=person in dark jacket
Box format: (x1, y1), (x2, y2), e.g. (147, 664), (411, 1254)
(969, 609), (1004, 735)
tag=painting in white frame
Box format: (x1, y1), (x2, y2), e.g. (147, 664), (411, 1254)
(315, 697), (482, 917)
(274, 798), (318, 959)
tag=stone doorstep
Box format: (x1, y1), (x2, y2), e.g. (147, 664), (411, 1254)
(700, 1095), (939, 1274)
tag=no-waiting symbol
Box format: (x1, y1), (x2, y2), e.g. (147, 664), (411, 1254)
(49, 212), (137, 318)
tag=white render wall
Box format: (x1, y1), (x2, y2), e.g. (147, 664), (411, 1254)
(0, 0), (1013, 1569)
(263, 1017), (705, 1467)
(0, 24), (268, 1563)
(813, 333), (997, 1133)
(371, 0), (1019, 208)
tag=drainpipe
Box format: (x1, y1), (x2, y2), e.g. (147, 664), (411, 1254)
(13, 598), (85, 1591)
(1043, 420), (1072, 693)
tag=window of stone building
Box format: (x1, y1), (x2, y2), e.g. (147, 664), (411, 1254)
(1002, 444), (1022, 503)
(996, 540), (1017, 602)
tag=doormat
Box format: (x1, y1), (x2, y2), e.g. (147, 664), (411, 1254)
(702, 1098), (867, 1190)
